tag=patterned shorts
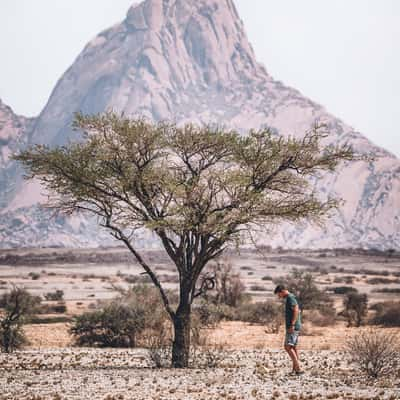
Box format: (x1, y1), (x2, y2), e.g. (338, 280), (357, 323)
(284, 330), (300, 347)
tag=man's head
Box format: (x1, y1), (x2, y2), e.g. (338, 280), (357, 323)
(274, 284), (288, 299)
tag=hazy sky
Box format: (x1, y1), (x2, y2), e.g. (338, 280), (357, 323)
(0, 0), (399, 157)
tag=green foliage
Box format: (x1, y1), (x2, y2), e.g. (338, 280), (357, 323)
(71, 303), (141, 347)
(274, 269), (330, 311)
(14, 113), (356, 367)
(0, 287), (41, 353)
(70, 285), (170, 348)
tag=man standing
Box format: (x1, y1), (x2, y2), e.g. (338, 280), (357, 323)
(274, 284), (304, 375)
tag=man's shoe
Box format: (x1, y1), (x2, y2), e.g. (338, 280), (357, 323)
(295, 370), (305, 376)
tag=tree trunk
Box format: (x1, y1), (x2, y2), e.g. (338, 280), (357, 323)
(171, 302), (191, 368)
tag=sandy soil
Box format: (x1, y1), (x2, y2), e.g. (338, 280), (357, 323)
(24, 321), (398, 352)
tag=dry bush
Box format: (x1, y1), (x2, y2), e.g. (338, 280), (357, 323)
(236, 301), (281, 333)
(346, 328), (400, 378)
(200, 259), (247, 308)
(193, 301), (235, 327)
(44, 289), (64, 301)
(343, 292), (368, 327)
(249, 284), (267, 292)
(274, 269), (327, 311)
(371, 301), (400, 327)
(328, 286), (357, 295)
(307, 307), (336, 327)
(333, 275), (355, 284)
(366, 277), (399, 285)
(143, 322), (172, 368)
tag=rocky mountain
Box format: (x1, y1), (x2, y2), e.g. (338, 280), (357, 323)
(0, 99), (35, 209)
(0, 0), (399, 249)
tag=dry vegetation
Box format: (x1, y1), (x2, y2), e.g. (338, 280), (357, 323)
(0, 247), (399, 399)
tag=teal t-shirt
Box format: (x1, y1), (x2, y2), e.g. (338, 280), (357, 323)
(285, 293), (301, 331)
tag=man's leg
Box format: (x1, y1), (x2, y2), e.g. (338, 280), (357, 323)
(293, 346), (300, 363)
(284, 344), (300, 372)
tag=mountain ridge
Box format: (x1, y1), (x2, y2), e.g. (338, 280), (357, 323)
(0, 0), (399, 249)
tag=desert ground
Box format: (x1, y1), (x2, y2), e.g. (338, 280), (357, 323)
(0, 247), (399, 399)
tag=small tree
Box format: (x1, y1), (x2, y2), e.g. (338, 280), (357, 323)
(199, 259), (246, 307)
(15, 113), (355, 367)
(371, 301), (400, 327)
(0, 287), (41, 353)
(346, 328), (400, 378)
(274, 269), (330, 311)
(343, 292), (368, 327)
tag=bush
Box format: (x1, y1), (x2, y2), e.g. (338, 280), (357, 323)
(71, 302), (144, 347)
(343, 292), (368, 327)
(0, 287), (41, 353)
(70, 285), (170, 348)
(261, 275), (272, 281)
(193, 301), (235, 327)
(249, 284), (267, 292)
(199, 260), (247, 308)
(306, 303), (337, 326)
(372, 288), (400, 294)
(371, 301), (400, 327)
(329, 286), (357, 295)
(366, 277), (398, 285)
(28, 272), (40, 280)
(44, 290), (64, 301)
(333, 275), (355, 284)
(274, 269), (330, 311)
(346, 328), (400, 378)
(236, 301), (281, 333)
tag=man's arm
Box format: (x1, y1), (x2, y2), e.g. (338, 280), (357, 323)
(288, 304), (299, 333)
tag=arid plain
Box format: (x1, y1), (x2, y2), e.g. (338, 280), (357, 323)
(0, 247), (399, 399)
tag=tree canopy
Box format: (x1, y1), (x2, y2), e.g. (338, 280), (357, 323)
(14, 112), (355, 366)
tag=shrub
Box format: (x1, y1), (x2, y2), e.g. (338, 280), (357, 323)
(333, 275), (354, 284)
(329, 286), (357, 295)
(0, 287), (41, 353)
(371, 301), (400, 327)
(28, 272), (40, 280)
(122, 274), (152, 284)
(70, 285), (170, 348)
(236, 301), (281, 333)
(274, 269), (330, 311)
(200, 260), (246, 308)
(343, 292), (368, 327)
(44, 290), (64, 301)
(249, 284), (267, 292)
(366, 277), (397, 285)
(49, 302), (67, 314)
(372, 288), (400, 294)
(306, 304), (337, 327)
(261, 275), (272, 281)
(71, 302), (144, 347)
(346, 328), (400, 378)
(193, 301), (235, 327)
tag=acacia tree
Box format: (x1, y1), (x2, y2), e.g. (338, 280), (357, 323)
(15, 113), (354, 367)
